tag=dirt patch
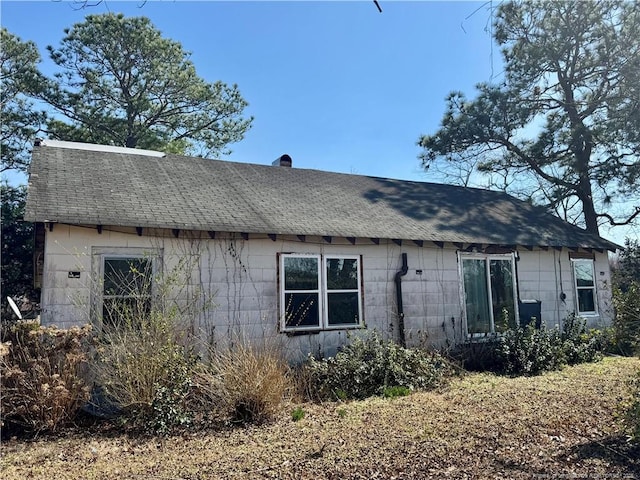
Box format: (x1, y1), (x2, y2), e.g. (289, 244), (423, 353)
(2, 357), (639, 479)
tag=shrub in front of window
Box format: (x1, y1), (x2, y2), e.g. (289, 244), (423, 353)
(495, 324), (565, 375)
(461, 254), (517, 336)
(561, 313), (604, 365)
(304, 331), (451, 401)
(0, 321), (93, 435)
(93, 253), (205, 433)
(449, 338), (503, 372)
(95, 309), (198, 433)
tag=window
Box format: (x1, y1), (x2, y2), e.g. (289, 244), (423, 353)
(102, 256), (153, 326)
(280, 254), (362, 331)
(92, 248), (160, 327)
(460, 253), (517, 335)
(572, 259), (597, 315)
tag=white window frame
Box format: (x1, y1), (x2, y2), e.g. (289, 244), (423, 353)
(279, 253), (363, 332)
(91, 247), (162, 327)
(459, 252), (519, 337)
(571, 258), (598, 316)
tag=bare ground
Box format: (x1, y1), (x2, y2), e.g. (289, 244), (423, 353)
(1, 356), (639, 480)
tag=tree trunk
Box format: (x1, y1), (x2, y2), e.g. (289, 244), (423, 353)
(577, 175), (599, 235)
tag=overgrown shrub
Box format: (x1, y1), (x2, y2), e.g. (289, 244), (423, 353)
(612, 282), (640, 356)
(495, 324), (565, 375)
(93, 311), (198, 433)
(561, 313), (603, 365)
(457, 315), (609, 376)
(206, 339), (292, 424)
(1, 321), (92, 434)
(304, 331), (450, 401)
(612, 238), (640, 294)
(450, 339), (503, 372)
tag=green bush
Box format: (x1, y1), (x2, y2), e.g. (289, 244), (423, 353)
(450, 339), (503, 372)
(458, 315), (609, 376)
(304, 331), (450, 401)
(383, 385), (411, 398)
(1, 322), (93, 434)
(612, 282), (640, 356)
(148, 352), (196, 434)
(495, 324), (565, 375)
(612, 238), (640, 294)
(561, 313), (603, 365)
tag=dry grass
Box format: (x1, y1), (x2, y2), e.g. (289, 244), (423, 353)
(193, 339), (293, 424)
(2, 356), (639, 479)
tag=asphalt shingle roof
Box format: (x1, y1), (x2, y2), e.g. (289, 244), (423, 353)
(24, 142), (619, 250)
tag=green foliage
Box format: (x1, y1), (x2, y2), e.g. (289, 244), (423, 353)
(1, 184), (36, 309)
(149, 372), (194, 435)
(496, 324), (565, 375)
(612, 282), (640, 356)
(0, 322), (93, 434)
(487, 315), (607, 375)
(611, 240), (640, 356)
(39, 13), (252, 157)
(560, 313), (603, 365)
(419, 1), (640, 234)
(291, 406), (305, 422)
(1, 28), (47, 173)
(383, 385), (411, 398)
(304, 331), (450, 401)
(612, 239), (640, 293)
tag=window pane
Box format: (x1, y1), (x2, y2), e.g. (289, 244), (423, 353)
(463, 259), (491, 334)
(103, 296), (151, 328)
(490, 259), (516, 332)
(326, 258), (358, 290)
(284, 292), (320, 328)
(574, 262), (594, 287)
(104, 258), (151, 296)
(577, 289), (595, 313)
(327, 292), (359, 326)
(284, 257), (318, 290)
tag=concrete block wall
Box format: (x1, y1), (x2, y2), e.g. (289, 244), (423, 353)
(40, 225), (614, 359)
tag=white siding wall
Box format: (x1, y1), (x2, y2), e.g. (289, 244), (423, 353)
(40, 225), (614, 360)
(516, 249), (613, 329)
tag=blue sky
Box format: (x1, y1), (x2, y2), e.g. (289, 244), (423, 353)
(2, 0), (497, 180)
(1, 1), (635, 244)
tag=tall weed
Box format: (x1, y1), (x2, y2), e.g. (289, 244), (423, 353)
(200, 338), (292, 424)
(93, 311), (197, 432)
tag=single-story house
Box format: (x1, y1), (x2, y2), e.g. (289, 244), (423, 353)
(24, 140), (619, 359)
